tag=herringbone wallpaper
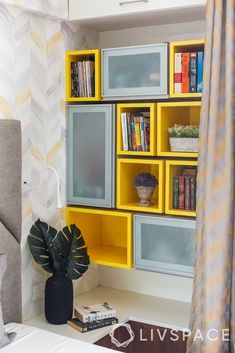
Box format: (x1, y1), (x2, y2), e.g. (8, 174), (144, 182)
(0, 2), (99, 320)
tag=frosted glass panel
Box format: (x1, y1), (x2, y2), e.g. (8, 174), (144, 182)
(73, 112), (105, 199)
(108, 53), (160, 89)
(141, 223), (194, 268)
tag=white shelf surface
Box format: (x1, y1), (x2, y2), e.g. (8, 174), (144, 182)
(25, 286), (191, 344)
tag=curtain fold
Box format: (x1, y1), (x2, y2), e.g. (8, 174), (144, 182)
(186, 1), (235, 352)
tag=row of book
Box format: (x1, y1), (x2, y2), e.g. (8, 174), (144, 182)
(174, 51), (204, 94)
(67, 302), (118, 333)
(71, 59), (95, 98)
(121, 112), (150, 152)
(173, 167), (197, 211)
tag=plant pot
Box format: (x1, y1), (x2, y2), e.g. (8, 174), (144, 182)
(136, 186), (155, 206)
(45, 271), (73, 324)
(169, 138), (199, 152)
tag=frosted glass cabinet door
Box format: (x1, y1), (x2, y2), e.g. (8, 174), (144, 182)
(67, 105), (115, 207)
(135, 215), (195, 277)
(102, 44), (168, 99)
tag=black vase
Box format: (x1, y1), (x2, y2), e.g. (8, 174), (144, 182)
(45, 271), (73, 324)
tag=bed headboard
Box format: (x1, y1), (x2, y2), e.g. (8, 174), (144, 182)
(0, 120), (22, 324)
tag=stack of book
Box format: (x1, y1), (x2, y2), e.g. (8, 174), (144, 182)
(121, 112), (150, 152)
(71, 58), (95, 98)
(174, 51), (204, 94)
(173, 166), (197, 211)
(67, 302), (118, 333)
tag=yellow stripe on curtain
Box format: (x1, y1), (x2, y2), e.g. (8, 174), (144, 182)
(187, 0), (235, 352)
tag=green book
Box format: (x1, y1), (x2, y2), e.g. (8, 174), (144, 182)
(190, 177), (196, 210)
(173, 176), (179, 209)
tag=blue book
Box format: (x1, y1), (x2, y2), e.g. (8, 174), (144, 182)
(197, 52), (204, 93)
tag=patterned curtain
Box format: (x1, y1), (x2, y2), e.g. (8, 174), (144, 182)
(186, 1), (235, 352)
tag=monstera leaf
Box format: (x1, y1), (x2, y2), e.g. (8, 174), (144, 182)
(28, 219), (57, 273)
(28, 220), (90, 279)
(52, 224), (90, 280)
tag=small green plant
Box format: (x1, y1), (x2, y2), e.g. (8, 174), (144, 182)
(168, 124), (199, 138)
(134, 173), (158, 187)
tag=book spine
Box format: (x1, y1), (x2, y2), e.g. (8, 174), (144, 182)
(197, 51), (203, 93)
(144, 117), (150, 152)
(174, 53), (182, 94)
(182, 53), (189, 93)
(185, 177), (191, 210)
(130, 115), (137, 151)
(69, 317), (118, 333)
(126, 114), (132, 150)
(134, 116), (141, 151)
(139, 115), (145, 151)
(173, 176), (179, 209)
(189, 52), (197, 93)
(190, 177), (196, 210)
(178, 176), (185, 209)
(121, 113), (128, 151)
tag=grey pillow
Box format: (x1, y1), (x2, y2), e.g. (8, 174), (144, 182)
(0, 255), (15, 348)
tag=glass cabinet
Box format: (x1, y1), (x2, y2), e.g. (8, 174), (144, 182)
(102, 44), (168, 99)
(134, 215), (195, 277)
(67, 105), (115, 208)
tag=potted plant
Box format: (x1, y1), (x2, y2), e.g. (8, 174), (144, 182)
(28, 219), (90, 325)
(133, 173), (158, 206)
(168, 124), (199, 152)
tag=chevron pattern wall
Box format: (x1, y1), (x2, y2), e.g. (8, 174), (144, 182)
(0, 2), (99, 320)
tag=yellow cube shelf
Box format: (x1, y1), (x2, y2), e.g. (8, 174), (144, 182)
(117, 103), (157, 156)
(169, 39), (205, 98)
(117, 159), (165, 213)
(157, 101), (201, 158)
(66, 49), (101, 102)
(66, 207), (132, 269)
(165, 160), (197, 217)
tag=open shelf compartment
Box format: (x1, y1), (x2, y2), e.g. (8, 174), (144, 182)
(165, 160), (197, 217)
(157, 101), (201, 157)
(66, 207), (132, 268)
(169, 39), (205, 98)
(117, 158), (165, 213)
(117, 103), (157, 156)
(66, 49), (101, 102)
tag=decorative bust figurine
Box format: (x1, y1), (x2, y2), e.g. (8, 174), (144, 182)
(133, 173), (158, 206)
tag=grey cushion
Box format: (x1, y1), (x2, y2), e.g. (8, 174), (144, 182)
(0, 255), (14, 348)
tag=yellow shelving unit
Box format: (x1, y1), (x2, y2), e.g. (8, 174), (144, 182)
(165, 160), (197, 217)
(66, 207), (133, 269)
(157, 101), (201, 158)
(169, 39), (205, 98)
(117, 159), (165, 213)
(117, 103), (157, 156)
(66, 49), (101, 101)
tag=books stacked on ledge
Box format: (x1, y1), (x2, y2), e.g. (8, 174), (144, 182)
(121, 111), (150, 152)
(67, 302), (118, 333)
(71, 58), (95, 98)
(174, 51), (204, 94)
(173, 166), (197, 211)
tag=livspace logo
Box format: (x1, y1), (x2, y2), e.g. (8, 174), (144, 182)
(109, 323), (230, 348)
(109, 323), (135, 348)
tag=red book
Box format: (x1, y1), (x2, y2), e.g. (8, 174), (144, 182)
(185, 177), (191, 210)
(178, 176), (185, 209)
(182, 53), (189, 93)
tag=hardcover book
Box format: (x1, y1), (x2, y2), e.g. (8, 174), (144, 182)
(74, 303), (117, 323)
(185, 177), (191, 210)
(197, 51), (204, 93)
(174, 53), (182, 93)
(189, 52), (197, 93)
(182, 52), (189, 93)
(178, 176), (185, 209)
(121, 112), (128, 151)
(173, 176), (179, 209)
(68, 317), (118, 333)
